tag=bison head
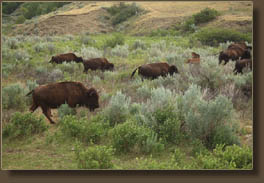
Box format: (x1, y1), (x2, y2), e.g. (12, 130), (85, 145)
(169, 65), (179, 75)
(241, 50), (251, 59)
(218, 51), (228, 65)
(49, 56), (55, 63)
(76, 57), (84, 63)
(85, 88), (99, 111)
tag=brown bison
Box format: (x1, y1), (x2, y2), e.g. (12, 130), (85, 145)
(219, 42), (251, 65)
(233, 59), (252, 75)
(26, 81), (99, 124)
(186, 52), (200, 64)
(228, 42), (252, 50)
(131, 62), (179, 80)
(83, 58), (114, 73)
(49, 53), (83, 64)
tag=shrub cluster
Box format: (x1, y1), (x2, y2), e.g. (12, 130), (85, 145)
(58, 103), (77, 120)
(106, 2), (143, 25)
(196, 144), (252, 169)
(75, 143), (115, 169)
(3, 112), (48, 139)
(111, 44), (129, 58)
(182, 8), (220, 33)
(59, 115), (108, 144)
(109, 119), (164, 154)
(103, 91), (131, 126)
(194, 28), (252, 46)
(103, 33), (125, 48)
(2, 83), (27, 110)
(178, 84), (240, 149)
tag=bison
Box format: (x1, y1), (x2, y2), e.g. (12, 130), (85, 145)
(131, 62), (178, 81)
(26, 81), (99, 124)
(219, 42), (252, 65)
(49, 53), (83, 64)
(233, 59), (252, 75)
(83, 58), (114, 73)
(186, 52), (200, 64)
(228, 42), (252, 50)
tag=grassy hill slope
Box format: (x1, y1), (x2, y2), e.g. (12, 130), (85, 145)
(6, 1), (252, 36)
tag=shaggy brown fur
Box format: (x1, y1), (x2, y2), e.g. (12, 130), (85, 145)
(131, 62), (178, 80)
(49, 53), (83, 64)
(83, 58), (114, 72)
(26, 81), (99, 124)
(233, 59), (252, 75)
(219, 42), (252, 65)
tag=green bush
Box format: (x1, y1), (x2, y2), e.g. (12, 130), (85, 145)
(106, 2), (143, 25)
(193, 8), (220, 25)
(196, 144), (252, 169)
(152, 105), (183, 144)
(181, 8), (219, 33)
(2, 83), (27, 110)
(141, 131), (165, 155)
(109, 120), (153, 153)
(213, 144), (253, 169)
(3, 112), (48, 139)
(103, 33), (125, 48)
(59, 115), (106, 144)
(15, 15), (26, 24)
(75, 144), (115, 169)
(194, 28), (252, 46)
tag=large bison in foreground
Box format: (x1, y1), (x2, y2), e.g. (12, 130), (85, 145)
(219, 42), (251, 65)
(26, 82), (99, 124)
(131, 62), (179, 80)
(49, 53), (83, 64)
(233, 59), (252, 75)
(83, 58), (114, 73)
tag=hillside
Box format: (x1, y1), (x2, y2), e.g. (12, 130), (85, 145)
(6, 1), (252, 36)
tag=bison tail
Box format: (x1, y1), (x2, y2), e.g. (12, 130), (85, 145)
(26, 90), (34, 96)
(131, 67), (138, 79)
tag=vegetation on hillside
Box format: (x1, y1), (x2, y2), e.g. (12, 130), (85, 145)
(2, 2), (252, 170)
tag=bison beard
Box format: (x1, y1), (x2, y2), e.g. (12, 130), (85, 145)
(26, 82), (99, 124)
(49, 53), (83, 64)
(131, 62), (178, 80)
(83, 58), (114, 72)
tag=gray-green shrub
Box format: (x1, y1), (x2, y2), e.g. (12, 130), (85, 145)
(58, 103), (77, 120)
(111, 44), (129, 58)
(103, 91), (131, 126)
(2, 83), (27, 110)
(179, 84), (240, 149)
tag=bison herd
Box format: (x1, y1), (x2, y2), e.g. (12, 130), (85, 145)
(26, 41), (252, 124)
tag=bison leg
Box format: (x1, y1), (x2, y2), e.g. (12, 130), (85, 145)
(41, 106), (55, 124)
(30, 103), (38, 112)
(47, 108), (53, 117)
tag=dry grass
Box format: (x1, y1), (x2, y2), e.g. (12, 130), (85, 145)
(11, 1), (252, 36)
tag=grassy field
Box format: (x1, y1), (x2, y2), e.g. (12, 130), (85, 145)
(2, 2), (253, 170)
